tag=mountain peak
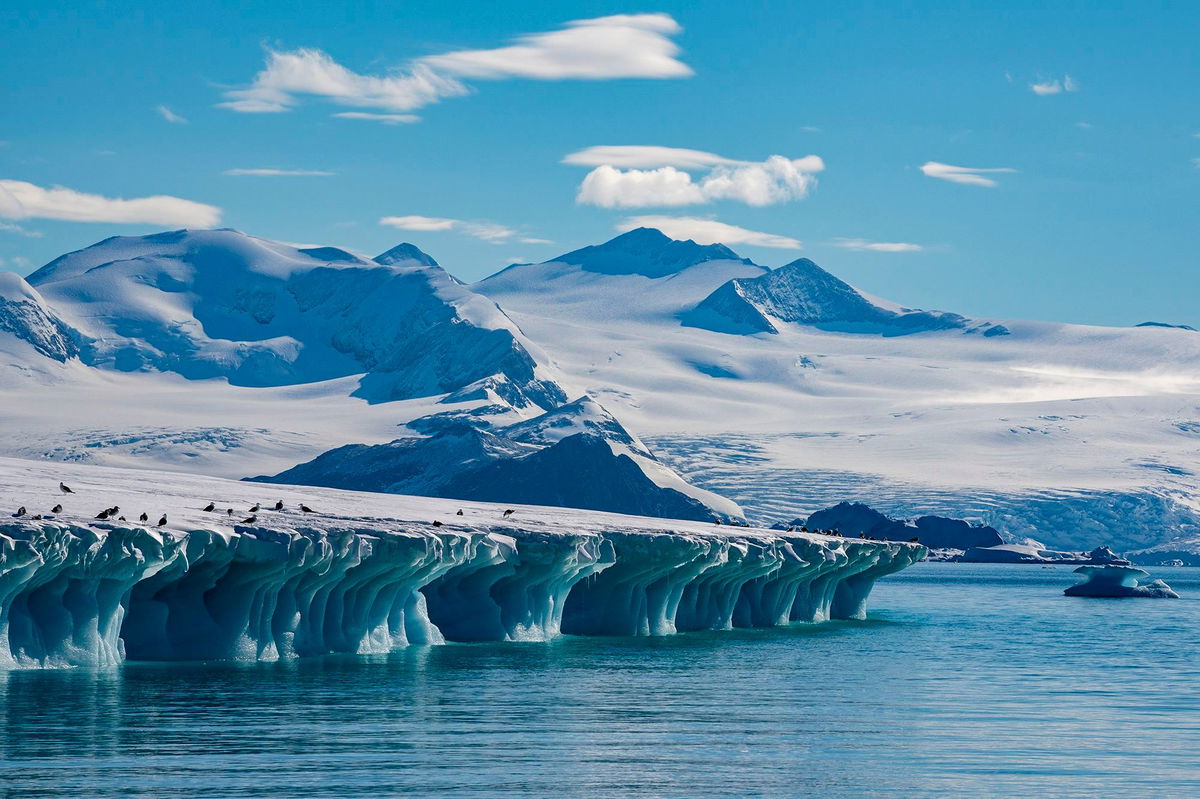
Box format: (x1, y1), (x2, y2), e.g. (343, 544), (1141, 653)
(375, 242), (439, 267)
(548, 227), (751, 278)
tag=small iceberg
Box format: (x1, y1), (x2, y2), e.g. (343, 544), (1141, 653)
(1064, 565), (1179, 598)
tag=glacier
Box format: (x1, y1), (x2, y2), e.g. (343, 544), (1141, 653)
(0, 457), (924, 668)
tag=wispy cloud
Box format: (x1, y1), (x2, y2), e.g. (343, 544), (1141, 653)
(333, 112), (420, 125)
(0, 255), (32, 270)
(831, 238), (923, 253)
(221, 14), (689, 120)
(223, 168), (336, 177)
(619, 215), (801, 249)
(379, 214), (519, 243)
(567, 146), (824, 208)
(156, 105), (188, 124)
(0, 220), (44, 238)
(0, 180), (220, 226)
(921, 161), (1016, 188)
(1030, 74), (1078, 95)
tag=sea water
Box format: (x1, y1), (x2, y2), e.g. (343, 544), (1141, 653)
(2, 563), (1197, 798)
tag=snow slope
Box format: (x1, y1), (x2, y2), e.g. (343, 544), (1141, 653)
(256, 396), (741, 521)
(0, 456), (922, 667)
(25, 229), (563, 407)
(4, 226), (1200, 553)
(474, 231), (1200, 552)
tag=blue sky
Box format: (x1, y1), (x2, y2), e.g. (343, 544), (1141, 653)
(2, 1), (1197, 325)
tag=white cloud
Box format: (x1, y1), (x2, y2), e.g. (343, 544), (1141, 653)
(0, 180), (221, 227)
(221, 51), (467, 113)
(563, 145), (732, 169)
(920, 161), (1016, 188)
(1030, 74), (1078, 95)
(831, 237), (923, 253)
(379, 215), (518, 243)
(333, 112), (420, 125)
(422, 14), (690, 80)
(519, 237), (554, 245)
(221, 15), (689, 119)
(223, 168), (336, 177)
(156, 105), (188, 124)
(571, 148), (824, 208)
(619, 215), (801, 249)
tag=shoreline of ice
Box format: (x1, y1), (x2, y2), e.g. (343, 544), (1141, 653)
(0, 457), (925, 668)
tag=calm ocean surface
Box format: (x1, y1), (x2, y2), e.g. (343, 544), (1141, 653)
(2, 562), (1198, 798)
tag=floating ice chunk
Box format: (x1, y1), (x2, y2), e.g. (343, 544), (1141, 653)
(1064, 565), (1179, 598)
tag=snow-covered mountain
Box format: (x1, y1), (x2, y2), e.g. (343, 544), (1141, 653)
(24, 229), (563, 408)
(255, 396), (740, 521)
(683, 256), (1008, 337)
(4, 225), (1200, 554)
(475, 229), (1200, 555)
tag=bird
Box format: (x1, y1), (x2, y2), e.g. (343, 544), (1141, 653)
(456, 509), (464, 516)
(714, 519), (722, 526)
(273, 500), (284, 511)
(139, 512), (148, 522)
(502, 509), (514, 517)
(786, 525), (796, 532)
(108, 506), (120, 516)
(31, 514), (43, 520)
(240, 515), (257, 524)
(300, 504), (314, 513)
(909, 536), (920, 543)
(248, 504), (260, 513)
(118, 515), (126, 521)
(13, 506), (26, 518)
(59, 482), (74, 494)
(432, 520), (443, 527)
(95, 509), (110, 520)
(203, 502), (215, 512)
(157, 515), (167, 527)
(51, 504), (62, 514)
(226, 508), (234, 516)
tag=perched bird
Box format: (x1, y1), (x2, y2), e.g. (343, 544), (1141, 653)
(157, 515), (167, 527)
(118, 516), (126, 521)
(13, 506), (26, 518)
(139, 512), (149, 522)
(31, 514), (43, 520)
(274, 500), (284, 511)
(203, 502), (215, 512)
(59, 482), (74, 494)
(51, 504), (62, 514)
(108, 506), (120, 516)
(786, 525), (796, 532)
(714, 519), (722, 526)
(432, 520), (444, 527)
(227, 508), (234, 516)
(800, 527), (809, 533)
(456, 509), (464, 516)
(909, 536), (919, 543)
(300, 504), (314, 513)
(241, 515), (257, 524)
(249, 504), (260, 513)
(502, 509), (514, 518)
(95, 509), (110, 520)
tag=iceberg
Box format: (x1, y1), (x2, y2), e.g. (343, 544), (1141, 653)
(1064, 565), (1179, 598)
(0, 457), (925, 668)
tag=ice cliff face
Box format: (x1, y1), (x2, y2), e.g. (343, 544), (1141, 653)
(256, 397), (742, 522)
(0, 457), (923, 668)
(684, 257), (1009, 336)
(0, 272), (82, 362)
(22, 229), (564, 408)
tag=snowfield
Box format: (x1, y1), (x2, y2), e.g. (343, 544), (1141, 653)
(0, 456), (923, 668)
(3, 226), (1200, 555)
